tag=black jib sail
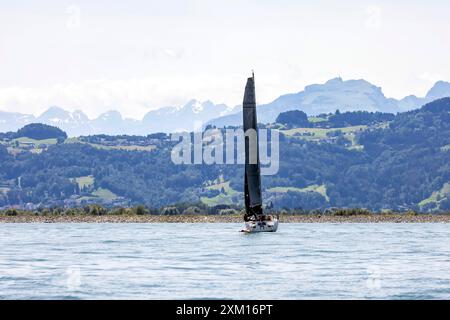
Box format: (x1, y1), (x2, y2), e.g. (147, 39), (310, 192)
(243, 72), (263, 221)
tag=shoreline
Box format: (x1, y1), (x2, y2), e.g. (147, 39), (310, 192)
(1, 214), (450, 223)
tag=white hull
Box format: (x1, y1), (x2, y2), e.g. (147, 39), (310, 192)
(242, 218), (279, 233)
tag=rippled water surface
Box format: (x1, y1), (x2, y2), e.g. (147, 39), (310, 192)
(0, 223), (449, 299)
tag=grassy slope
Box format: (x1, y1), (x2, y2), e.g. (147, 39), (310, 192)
(70, 175), (117, 202)
(13, 137), (58, 145)
(92, 188), (118, 200)
(64, 138), (156, 151)
(283, 125), (367, 138)
(419, 182), (450, 209)
(267, 184), (330, 202)
(308, 116), (328, 123)
(282, 125), (369, 151)
(76, 188), (119, 203)
(201, 181), (239, 206)
(73, 175), (95, 189)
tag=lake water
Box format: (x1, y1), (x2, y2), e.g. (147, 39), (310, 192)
(0, 223), (449, 300)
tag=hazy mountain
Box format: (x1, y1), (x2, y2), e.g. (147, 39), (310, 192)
(90, 110), (138, 135)
(208, 78), (450, 127)
(397, 95), (423, 111)
(1, 79), (449, 135)
(36, 106), (93, 137)
(397, 81), (450, 111)
(0, 111), (35, 132)
(142, 99), (232, 133)
(0, 100), (234, 136)
(425, 81), (450, 100)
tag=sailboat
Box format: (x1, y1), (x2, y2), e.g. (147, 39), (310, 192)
(241, 72), (279, 233)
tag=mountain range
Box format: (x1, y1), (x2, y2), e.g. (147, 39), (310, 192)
(207, 78), (450, 127)
(1, 78), (449, 136)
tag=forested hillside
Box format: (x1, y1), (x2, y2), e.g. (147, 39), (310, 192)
(0, 98), (449, 212)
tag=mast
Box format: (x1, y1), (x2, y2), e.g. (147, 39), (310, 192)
(243, 72), (263, 221)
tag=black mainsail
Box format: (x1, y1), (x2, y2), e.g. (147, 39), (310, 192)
(243, 72), (263, 221)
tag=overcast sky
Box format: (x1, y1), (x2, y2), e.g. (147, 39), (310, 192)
(0, 0), (449, 119)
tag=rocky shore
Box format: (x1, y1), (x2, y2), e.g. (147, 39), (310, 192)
(1, 213), (450, 223)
